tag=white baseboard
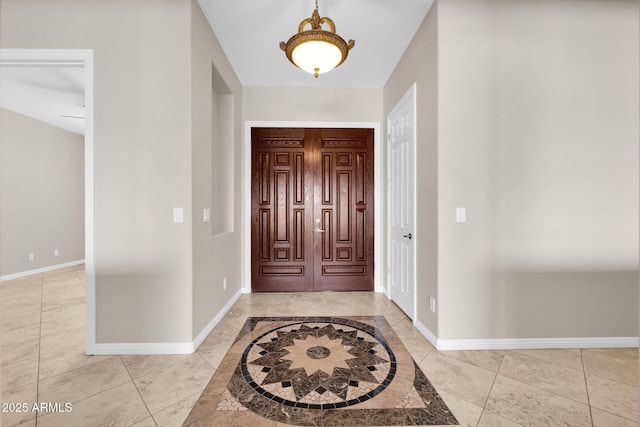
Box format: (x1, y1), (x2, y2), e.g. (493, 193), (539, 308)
(414, 319), (639, 350)
(1, 260), (85, 281)
(192, 289), (243, 350)
(92, 342), (195, 355)
(91, 288), (243, 355)
(414, 318), (438, 348)
(436, 336), (640, 350)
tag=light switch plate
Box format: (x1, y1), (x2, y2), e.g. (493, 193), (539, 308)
(456, 207), (466, 223)
(173, 208), (184, 223)
(203, 208), (211, 223)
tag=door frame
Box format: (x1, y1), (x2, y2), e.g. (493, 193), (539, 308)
(0, 49), (96, 354)
(243, 121), (383, 293)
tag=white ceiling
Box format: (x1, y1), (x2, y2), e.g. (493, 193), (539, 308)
(0, 63), (85, 135)
(198, 0), (434, 87)
(0, 1), (432, 135)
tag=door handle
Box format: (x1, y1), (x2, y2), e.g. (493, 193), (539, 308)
(314, 228), (326, 233)
(403, 233), (412, 239)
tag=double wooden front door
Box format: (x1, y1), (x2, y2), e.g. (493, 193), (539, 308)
(251, 127), (374, 292)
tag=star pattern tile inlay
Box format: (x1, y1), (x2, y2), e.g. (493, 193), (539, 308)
(281, 334), (358, 376)
(242, 321), (394, 405)
(185, 317), (459, 426)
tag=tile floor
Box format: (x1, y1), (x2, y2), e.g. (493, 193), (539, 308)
(1, 266), (638, 427)
(183, 316), (458, 426)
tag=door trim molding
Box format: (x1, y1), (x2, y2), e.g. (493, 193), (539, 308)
(243, 121), (383, 294)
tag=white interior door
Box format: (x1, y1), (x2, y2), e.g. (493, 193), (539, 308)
(387, 84), (416, 319)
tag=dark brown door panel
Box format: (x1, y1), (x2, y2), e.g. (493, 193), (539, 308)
(251, 127), (374, 292)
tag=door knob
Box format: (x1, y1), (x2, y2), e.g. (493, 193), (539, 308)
(314, 228), (326, 233)
(403, 233), (412, 239)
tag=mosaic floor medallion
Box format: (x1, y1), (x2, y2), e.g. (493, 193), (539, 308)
(184, 316), (459, 426)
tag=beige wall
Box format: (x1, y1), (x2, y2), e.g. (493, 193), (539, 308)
(1, 0), (194, 343)
(243, 86), (382, 123)
(0, 108), (85, 276)
(3, 0), (635, 347)
(190, 0), (244, 337)
(436, 0), (639, 339)
(243, 86), (384, 291)
(383, 3), (439, 333)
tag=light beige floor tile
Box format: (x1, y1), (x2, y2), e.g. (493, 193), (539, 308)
(38, 278), (79, 292)
(40, 303), (84, 323)
(1, 338), (39, 366)
(1, 305), (41, 324)
(121, 354), (193, 379)
(2, 292), (42, 307)
(197, 342), (232, 370)
(582, 348), (638, 387)
(40, 285), (83, 299)
(37, 382), (150, 427)
(440, 350), (504, 373)
(41, 287), (84, 306)
(1, 296), (41, 309)
(131, 417), (158, 427)
(1, 324), (41, 346)
(477, 410), (524, 427)
(13, 419), (37, 427)
(2, 357), (39, 390)
(514, 348), (583, 371)
(39, 345), (112, 380)
(485, 375), (591, 427)
(197, 321), (239, 354)
(1, 282), (41, 293)
(0, 381), (38, 427)
(44, 266), (78, 277)
(586, 374), (638, 421)
(152, 391), (200, 427)
(134, 354), (214, 414)
(2, 309), (41, 326)
(41, 297), (85, 313)
(38, 356), (130, 404)
(591, 407), (637, 427)
(1, 281), (41, 295)
(2, 276), (42, 287)
(4, 268), (634, 427)
(499, 351), (588, 403)
(42, 273), (80, 284)
(390, 317), (435, 363)
(419, 351), (496, 407)
(436, 389), (483, 427)
(39, 326), (85, 355)
(40, 313), (85, 338)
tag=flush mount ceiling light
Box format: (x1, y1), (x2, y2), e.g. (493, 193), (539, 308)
(280, 0), (355, 78)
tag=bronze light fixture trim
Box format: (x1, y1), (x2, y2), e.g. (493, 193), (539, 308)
(280, 0), (355, 78)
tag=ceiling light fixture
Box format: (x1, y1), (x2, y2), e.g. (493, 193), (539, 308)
(280, 0), (355, 78)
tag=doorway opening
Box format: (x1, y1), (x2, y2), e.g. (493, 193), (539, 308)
(243, 121), (383, 294)
(0, 49), (95, 354)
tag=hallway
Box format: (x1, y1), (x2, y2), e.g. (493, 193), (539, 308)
(1, 267), (638, 426)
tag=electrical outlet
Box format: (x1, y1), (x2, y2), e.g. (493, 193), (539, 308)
(223, 277), (228, 290)
(29, 253), (34, 261)
(429, 296), (436, 313)
(54, 249), (60, 257)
